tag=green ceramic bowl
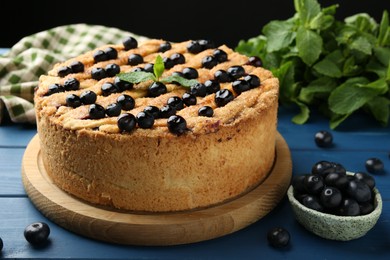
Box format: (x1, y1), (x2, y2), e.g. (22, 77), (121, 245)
(287, 180), (382, 241)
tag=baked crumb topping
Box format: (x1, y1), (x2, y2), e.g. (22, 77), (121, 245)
(35, 38), (278, 135)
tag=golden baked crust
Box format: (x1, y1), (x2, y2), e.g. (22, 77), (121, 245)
(34, 38), (279, 212)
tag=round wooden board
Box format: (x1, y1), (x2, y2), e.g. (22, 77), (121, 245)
(22, 132), (292, 246)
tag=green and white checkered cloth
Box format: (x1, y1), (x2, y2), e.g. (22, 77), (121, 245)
(0, 23), (149, 124)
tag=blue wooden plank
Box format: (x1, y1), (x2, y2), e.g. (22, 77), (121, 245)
(0, 124), (37, 147)
(281, 129), (390, 152)
(0, 197), (388, 259)
(278, 105), (390, 133)
(0, 148), (26, 196)
(278, 106), (390, 151)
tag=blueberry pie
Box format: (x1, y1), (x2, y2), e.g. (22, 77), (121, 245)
(34, 37), (279, 212)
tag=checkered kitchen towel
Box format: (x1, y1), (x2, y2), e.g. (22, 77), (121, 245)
(0, 23), (148, 124)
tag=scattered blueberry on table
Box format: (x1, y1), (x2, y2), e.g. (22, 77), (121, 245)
(24, 222), (51, 245)
(314, 130), (333, 148)
(365, 158), (385, 174)
(267, 227), (290, 248)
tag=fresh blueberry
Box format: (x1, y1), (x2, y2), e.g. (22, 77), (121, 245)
(91, 67), (107, 80)
(159, 105), (176, 118)
(244, 74), (261, 88)
(128, 54), (144, 66)
(143, 105), (160, 119)
(101, 82), (119, 96)
(204, 79), (220, 94)
(122, 36), (138, 50)
(303, 174), (324, 195)
(232, 79), (250, 94)
(167, 115), (187, 135)
(365, 158), (384, 174)
(114, 77), (133, 91)
(354, 172), (376, 189)
(144, 63), (154, 73)
(213, 49), (228, 63)
(163, 57), (174, 69)
(314, 130), (333, 147)
(46, 83), (64, 96)
(148, 82), (167, 97)
(105, 63), (120, 77)
(246, 56), (263, 67)
(57, 66), (72, 77)
(202, 55), (218, 69)
(169, 53), (185, 65)
(131, 67), (144, 72)
(302, 195), (324, 212)
(117, 113), (136, 132)
(167, 96), (184, 110)
(24, 222), (50, 245)
(159, 41), (171, 52)
(267, 227), (290, 248)
(324, 172), (348, 190)
(182, 67), (199, 79)
(320, 187), (342, 208)
(182, 92), (197, 106)
(117, 94), (135, 110)
(215, 89), (234, 107)
(337, 198), (360, 216)
(66, 94), (82, 108)
(198, 39), (215, 50)
(190, 83), (207, 97)
(93, 49), (108, 63)
(227, 66), (246, 80)
(136, 111), (155, 129)
(214, 70), (231, 83)
(345, 179), (372, 203)
(89, 104), (106, 119)
(63, 78), (80, 91)
(69, 61), (84, 73)
(187, 40), (202, 54)
(105, 103), (122, 117)
(198, 106), (214, 117)
(80, 90), (97, 105)
(104, 47), (118, 60)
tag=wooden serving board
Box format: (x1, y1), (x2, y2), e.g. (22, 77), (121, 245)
(21, 132), (292, 246)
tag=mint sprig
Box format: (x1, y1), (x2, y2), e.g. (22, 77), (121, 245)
(236, 0), (390, 129)
(117, 55), (198, 88)
(117, 71), (155, 83)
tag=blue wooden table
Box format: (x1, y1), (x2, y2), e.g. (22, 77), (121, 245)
(1, 54), (389, 260)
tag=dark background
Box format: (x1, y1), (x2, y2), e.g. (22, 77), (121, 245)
(1, 0), (389, 49)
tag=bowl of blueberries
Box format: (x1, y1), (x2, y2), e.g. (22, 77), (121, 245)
(287, 160), (382, 241)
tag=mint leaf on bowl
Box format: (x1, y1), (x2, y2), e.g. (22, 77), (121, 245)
(235, 0), (390, 129)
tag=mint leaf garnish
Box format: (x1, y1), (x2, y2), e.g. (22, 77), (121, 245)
(161, 75), (198, 87)
(116, 54), (198, 88)
(117, 71), (155, 83)
(153, 55), (165, 81)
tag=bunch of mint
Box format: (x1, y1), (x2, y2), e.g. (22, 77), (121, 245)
(235, 0), (390, 129)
